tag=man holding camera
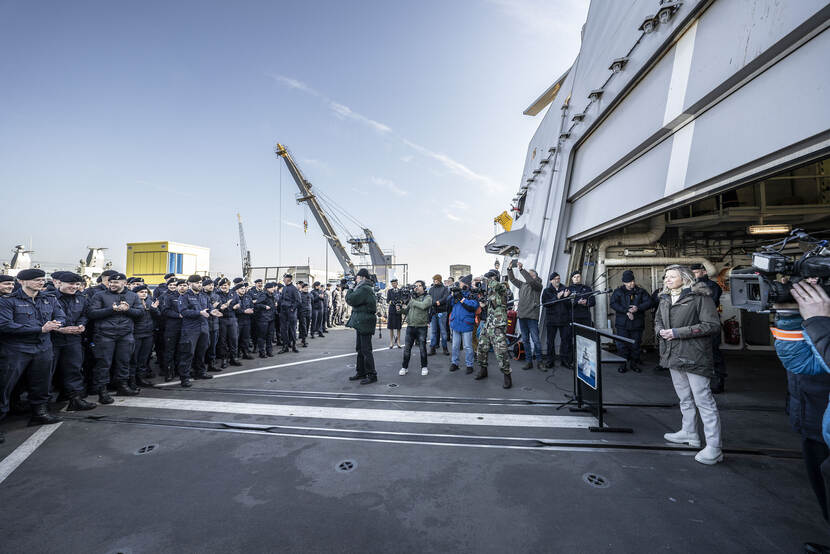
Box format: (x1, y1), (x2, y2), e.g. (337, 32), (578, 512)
(448, 275), (479, 374)
(400, 280), (432, 376)
(475, 269), (513, 389)
(428, 274), (450, 356)
(346, 269), (378, 385)
(508, 261), (543, 370)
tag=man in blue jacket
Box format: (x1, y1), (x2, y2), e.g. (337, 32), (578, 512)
(176, 275), (214, 387)
(609, 270), (652, 373)
(448, 275), (479, 374)
(87, 272), (143, 402)
(52, 272), (96, 411)
(0, 269), (66, 438)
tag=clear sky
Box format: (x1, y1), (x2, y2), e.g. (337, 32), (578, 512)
(0, 0), (588, 281)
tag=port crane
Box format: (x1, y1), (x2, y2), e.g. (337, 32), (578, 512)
(274, 143), (388, 282)
(237, 213), (252, 281)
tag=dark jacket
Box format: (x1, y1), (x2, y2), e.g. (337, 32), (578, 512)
(83, 283), (107, 300)
(310, 288), (324, 311)
(52, 291), (89, 345)
(299, 290), (312, 316)
(654, 283), (720, 377)
(133, 297), (158, 338)
(253, 291), (276, 322)
(280, 284), (301, 315)
(428, 284), (450, 314)
(508, 268), (542, 320)
(237, 291), (254, 319)
(214, 290), (240, 319)
(0, 288), (66, 352)
(87, 288), (143, 338)
(541, 283), (569, 327)
(345, 280), (377, 334)
(610, 285), (652, 331)
(178, 289), (210, 333)
(448, 290), (479, 333)
(804, 316), (830, 367)
(567, 284), (595, 324)
(696, 276), (722, 306)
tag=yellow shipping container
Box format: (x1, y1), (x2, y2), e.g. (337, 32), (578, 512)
(126, 241), (210, 285)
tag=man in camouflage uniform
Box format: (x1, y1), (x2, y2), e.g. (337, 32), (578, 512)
(475, 269), (512, 389)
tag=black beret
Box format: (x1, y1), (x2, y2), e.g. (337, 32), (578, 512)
(109, 272), (127, 281)
(356, 268), (371, 279)
(484, 270), (499, 280)
(17, 269), (46, 280)
(176, 279), (187, 285)
(313, 281), (321, 287)
(621, 270), (635, 283)
(101, 269), (119, 277)
(187, 275), (202, 283)
(264, 282), (277, 289)
(549, 272), (559, 280)
(233, 277), (243, 284)
(61, 272), (84, 284)
(216, 277), (229, 286)
(460, 275), (472, 286)
(164, 273), (175, 279)
(126, 277), (136, 283)
(0, 275), (15, 283)
(570, 270), (582, 278)
(231, 283), (246, 292)
(689, 263), (704, 271)
(277, 283), (283, 288)
(133, 277), (144, 283)
(96, 276), (102, 283)
(390, 278), (398, 283)
(254, 279), (263, 284)
(167, 278), (177, 285)
(50, 271), (68, 281)
(133, 284), (149, 292)
(283, 274), (292, 279)
(202, 279), (213, 286)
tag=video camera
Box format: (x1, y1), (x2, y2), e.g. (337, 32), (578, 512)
(730, 229), (830, 312)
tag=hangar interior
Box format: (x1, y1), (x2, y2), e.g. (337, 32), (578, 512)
(571, 155), (830, 352)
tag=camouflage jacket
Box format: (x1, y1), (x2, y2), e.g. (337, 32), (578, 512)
(484, 278), (509, 328)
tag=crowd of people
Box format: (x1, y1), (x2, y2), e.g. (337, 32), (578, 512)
(0, 268), (347, 442)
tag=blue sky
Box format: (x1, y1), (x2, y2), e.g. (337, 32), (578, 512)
(0, 0), (588, 280)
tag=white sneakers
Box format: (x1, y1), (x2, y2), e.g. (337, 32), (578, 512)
(663, 430), (701, 448)
(694, 445), (724, 465)
(399, 367), (429, 376)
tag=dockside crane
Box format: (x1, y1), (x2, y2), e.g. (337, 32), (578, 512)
(237, 213), (252, 281)
(274, 143), (359, 277)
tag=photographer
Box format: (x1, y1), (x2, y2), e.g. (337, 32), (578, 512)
(448, 275), (479, 374)
(345, 269), (378, 385)
(773, 280), (830, 524)
(399, 280), (432, 376)
(508, 261), (543, 370)
(386, 278), (404, 348)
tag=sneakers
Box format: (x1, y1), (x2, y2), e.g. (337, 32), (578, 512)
(449, 363), (459, 372)
(399, 367), (408, 376)
(663, 430), (701, 448)
(694, 445), (724, 465)
(421, 367), (429, 376)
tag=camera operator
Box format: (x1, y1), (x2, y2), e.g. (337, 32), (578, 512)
(345, 269), (378, 385)
(508, 261), (543, 370)
(773, 279), (830, 526)
(386, 278), (404, 348)
(399, 280), (432, 376)
(448, 275), (479, 375)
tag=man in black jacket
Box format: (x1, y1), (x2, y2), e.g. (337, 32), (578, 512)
(691, 263), (726, 393)
(52, 272), (96, 410)
(176, 275), (214, 387)
(130, 285), (158, 387)
(234, 282), (255, 358)
(254, 282), (278, 357)
(279, 274), (301, 353)
(298, 282), (312, 347)
(563, 271), (595, 369)
(541, 273), (570, 368)
(87, 272), (143, 402)
(161, 280), (186, 380)
(310, 282), (325, 339)
(428, 274), (451, 356)
(609, 270), (652, 372)
(214, 278), (242, 368)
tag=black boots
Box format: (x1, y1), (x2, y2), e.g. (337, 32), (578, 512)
(193, 372), (213, 380)
(279, 347), (290, 354)
(348, 374), (365, 381)
(259, 352), (268, 359)
(449, 364), (459, 372)
(229, 358), (242, 367)
(29, 404), (62, 426)
(135, 374), (154, 388)
(503, 374), (513, 389)
(301, 340), (308, 348)
(98, 387), (114, 405)
(117, 381), (139, 396)
(629, 360), (642, 373)
(291, 346), (299, 353)
(360, 375), (378, 385)
(428, 346), (436, 356)
(242, 352), (254, 360)
(220, 359), (228, 369)
(442, 346), (449, 356)
(465, 366), (474, 374)
(474, 366), (488, 380)
(67, 395), (96, 411)
(180, 377), (192, 388)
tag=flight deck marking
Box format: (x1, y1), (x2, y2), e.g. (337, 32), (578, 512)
(109, 397), (597, 429)
(0, 423), (62, 485)
(154, 347), (390, 387)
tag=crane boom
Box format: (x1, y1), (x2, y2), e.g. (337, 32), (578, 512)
(275, 143), (356, 276)
(237, 213), (252, 280)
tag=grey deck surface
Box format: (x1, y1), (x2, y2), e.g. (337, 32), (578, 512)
(0, 327), (825, 553)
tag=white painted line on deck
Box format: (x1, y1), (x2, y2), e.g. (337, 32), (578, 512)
(110, 397), (597, 429)
(0, 423), (62, 485)
(154, 347), (390, 387)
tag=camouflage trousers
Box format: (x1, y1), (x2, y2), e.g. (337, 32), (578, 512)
(475, 325), (511, 375)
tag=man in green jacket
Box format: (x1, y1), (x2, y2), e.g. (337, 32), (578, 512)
(400, 280), (432, 376)
(345, 268), (378, 384)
